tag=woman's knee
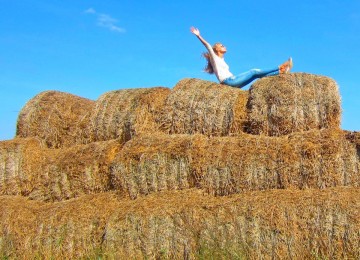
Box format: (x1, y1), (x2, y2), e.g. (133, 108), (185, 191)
(250, 69), (261, 75)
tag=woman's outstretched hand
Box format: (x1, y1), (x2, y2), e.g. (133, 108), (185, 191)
(190, 26), (200, 36)
(190, 26), (208, 48)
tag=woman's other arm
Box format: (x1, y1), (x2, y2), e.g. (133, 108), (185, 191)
(190, 27), (212, 52)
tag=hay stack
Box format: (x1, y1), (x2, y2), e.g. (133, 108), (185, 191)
(156, 78), (249, 136)
(16, 91), (95, 148)
(111, 129), (359, 198)
(1, 188), (360, 259)
(0, 138), (44, 197)
(110, 133), (194, 199)
(0, 193), (120, 259)
(4, 74), (359, 259)
(27, 139), (125, 202)
(0, 138), (125, 201)
(247, 73), (341, 136)
(88, 87), (170, 142)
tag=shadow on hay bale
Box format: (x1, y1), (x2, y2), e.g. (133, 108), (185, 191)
(1, 188), (360, 259)
(246, 73), (341, 136)
(16, 91), (95, 148)
(156, 78), (249, 136)
(345, 131), (360, 154)
(110, 129), (359, 199)
(88, 87), (170, 142)
(0, 138), (125, 201)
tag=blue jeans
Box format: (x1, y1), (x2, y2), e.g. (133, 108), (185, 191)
(222, 67), (279, 88)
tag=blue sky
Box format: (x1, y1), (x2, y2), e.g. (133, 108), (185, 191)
(1, 0), (359, 140)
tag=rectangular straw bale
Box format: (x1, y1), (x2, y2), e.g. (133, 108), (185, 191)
(0, 138), (125, 202)
(16, 91), (95, 148)
(0, 193), (121, 259)
(1, 188), (360, 259)
(247, 73), (341, 136)
(111, 129), (359, 198)
(104, 188), (360, 259)
(156, 78), (249, 136)
(193, 129), (359, 194)
(27, 139), (125, 202)
(89, 87), (170, 142)
(110, 133), (194, 199)
(283, 129), (360, 189)
(0, 138), (44, 197)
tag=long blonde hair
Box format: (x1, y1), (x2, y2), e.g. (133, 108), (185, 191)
(202, 43), (222, 74)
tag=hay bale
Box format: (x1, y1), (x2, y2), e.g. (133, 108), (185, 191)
(0, 138), (44, 197)
(0, 193), (121, 259)
(27, 139), (125, 202)
(0, 138), (125, 201)
(111, 129), (359, 198)
(247, 73), (341, 136)
(110, 133), (194, 199)
(156, 78), (249, 136)
(89, 87), (170, 142)
(1, 188), (360, 259)
(16, 91), (95, 148)
(104, 188), (360, 259)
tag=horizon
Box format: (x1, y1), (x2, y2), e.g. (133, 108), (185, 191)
(1, 0), (359, 140)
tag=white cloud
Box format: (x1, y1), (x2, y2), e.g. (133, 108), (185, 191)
(84, 8), (125, 33)
(84, 8), (96, 14)
(97, 14), (126, 33)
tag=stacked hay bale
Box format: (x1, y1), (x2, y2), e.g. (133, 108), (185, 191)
(247, 73), (341, 136)
(1, 188), (359, 259)
(0, 138), (125, 201)
(103, 188), (360, 259)
(110, 128), (359, 199)
(1, 73), (359, 259)
(156, 78), (249, 136)
(16, 91), (95, 148)
(88, 87), (170, 142)
(0, 138), (44, 197)
(28, 139), (125, 202)
(0, 193), (120, 259)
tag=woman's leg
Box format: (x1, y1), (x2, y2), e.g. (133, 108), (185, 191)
(222, 67), (279, 88)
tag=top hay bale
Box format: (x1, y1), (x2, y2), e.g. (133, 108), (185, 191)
(16, 91), (95, 148)
(88, 87), (170, 142)
(156, 78), (249, 136)
(247, 73), (341, 136)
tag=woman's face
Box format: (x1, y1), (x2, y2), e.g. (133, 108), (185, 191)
(214, 43), (227, 54)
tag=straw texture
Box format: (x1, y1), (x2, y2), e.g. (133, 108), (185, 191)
(1, 188), (359, 259)
(89, 87), (170, 142)
(111, 129), (359, 199)
(16, 91), (95, 148)
(156, 78), (249, 136)
(0, 138), (125, 201)
(247, 73), (341, 136)
(1, 74), (359, 259)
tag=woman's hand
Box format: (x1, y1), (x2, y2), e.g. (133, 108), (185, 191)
(190, 26), (210, 50)
(190, 26), (200, 36)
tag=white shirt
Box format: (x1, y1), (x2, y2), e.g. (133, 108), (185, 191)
(211, 54), (234, 82)
(204, 42), (234, 82)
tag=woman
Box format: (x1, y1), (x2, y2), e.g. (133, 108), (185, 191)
(190, 26), (293, 88)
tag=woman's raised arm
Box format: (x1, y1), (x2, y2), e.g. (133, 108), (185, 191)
(190, 26), (212, 51)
